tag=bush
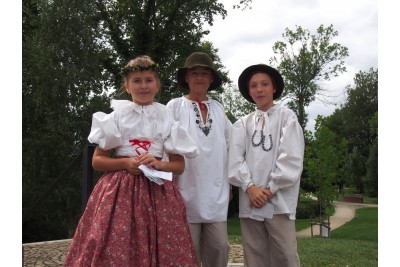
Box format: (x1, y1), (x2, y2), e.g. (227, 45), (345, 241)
(296, 200), (320, 219)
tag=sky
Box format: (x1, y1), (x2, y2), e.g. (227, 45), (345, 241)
(203, 0), (378, 132)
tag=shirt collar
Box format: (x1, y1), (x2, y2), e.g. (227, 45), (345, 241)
(111, 99), (157, 115)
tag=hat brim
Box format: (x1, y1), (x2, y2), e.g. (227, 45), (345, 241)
(177, 66), (222, 91)
(238, 64), (284, 103)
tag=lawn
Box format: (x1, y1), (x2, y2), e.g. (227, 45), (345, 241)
(228, 207), (378, 266)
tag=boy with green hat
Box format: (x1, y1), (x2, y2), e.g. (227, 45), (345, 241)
(167, 52), (231, 267)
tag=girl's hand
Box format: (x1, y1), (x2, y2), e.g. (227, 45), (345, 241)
(125, 157), (142, 175)
(137, 154), (164, 171)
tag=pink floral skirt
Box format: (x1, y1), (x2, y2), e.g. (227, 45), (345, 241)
(64, 170), (198, 266)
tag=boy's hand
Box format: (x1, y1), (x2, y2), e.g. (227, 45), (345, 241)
(247, 185), (271, 208)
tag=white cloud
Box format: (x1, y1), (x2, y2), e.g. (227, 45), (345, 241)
(204, 0), (378, 131)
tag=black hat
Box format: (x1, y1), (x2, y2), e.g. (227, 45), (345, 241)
(177, 52), (222, 91)
(238, 64), (284, 103)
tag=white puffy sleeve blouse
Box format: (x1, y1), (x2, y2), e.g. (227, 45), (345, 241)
(87, 100), (199, 159)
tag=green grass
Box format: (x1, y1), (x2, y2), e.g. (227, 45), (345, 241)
(295, 218), (314, 231)
(227, 216), (242, 244)
(330, 207), (378, 242)
(228, 207), (378, 266)
(297, 237), (377, 266)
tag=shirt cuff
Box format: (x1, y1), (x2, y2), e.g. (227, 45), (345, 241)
(268, 182), (278, 194)
(242, 179), (254, 192)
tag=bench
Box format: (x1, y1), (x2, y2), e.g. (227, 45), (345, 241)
(343, 194), (363, 203)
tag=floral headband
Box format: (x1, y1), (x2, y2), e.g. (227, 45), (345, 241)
(120, 63), (159, 77)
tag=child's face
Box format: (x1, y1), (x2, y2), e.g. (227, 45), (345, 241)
(125, 70), (159, 105)
(248, 72), (276, 110)
(185, 66), (214, 94)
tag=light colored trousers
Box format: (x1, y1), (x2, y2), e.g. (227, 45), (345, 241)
(189, 221), (229, 267)
(240, 215), (300, 267)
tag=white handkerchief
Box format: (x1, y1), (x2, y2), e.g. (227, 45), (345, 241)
(138, 165), (173, 185)
(250, 202), (274, 221)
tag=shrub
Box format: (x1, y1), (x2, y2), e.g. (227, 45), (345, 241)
(296, 200), (320, 219)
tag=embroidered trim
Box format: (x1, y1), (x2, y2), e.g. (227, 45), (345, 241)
(251, 115), (273, 152)
(251, 130), (273, 151)
(192, 101), (212, 136)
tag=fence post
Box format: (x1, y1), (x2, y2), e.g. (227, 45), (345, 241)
(82, 144), (95, 212)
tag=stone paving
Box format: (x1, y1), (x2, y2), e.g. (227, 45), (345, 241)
(22, 240), (243, 267)
(22, 201), (377, 267)
(23, 239), (72, 267)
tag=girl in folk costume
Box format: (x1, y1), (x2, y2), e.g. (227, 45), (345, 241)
(228, 64), (304, 267)
(166, 52), (232, 267)
(64, 55), (199, 266)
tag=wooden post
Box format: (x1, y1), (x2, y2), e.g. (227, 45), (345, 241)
(82, 144), (95, 212)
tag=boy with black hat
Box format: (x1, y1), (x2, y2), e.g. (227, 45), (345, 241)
(228, 64), (304, 267)
(166, 52), (231, 267)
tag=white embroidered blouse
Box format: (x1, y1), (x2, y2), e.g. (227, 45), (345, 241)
(87, 100), (199, 159)
(228, 104), (304, 220)
(166, 96), (232, 223)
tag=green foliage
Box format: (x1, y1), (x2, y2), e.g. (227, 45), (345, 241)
(364, 112), (378, 197)
(365, 141), (378, 197)
(23, 0), (229, 242)
(339, 68), (378, 153)
(304, 116), (348, 214)
(218, 84), (255, 123)
(326, 69), (377, 153)
(233, 0), (253, 10)
(296, 199), (320, 219)
(23, 0), (110, 242)
(93, 0), (229, 102)
(323, 68), (378, 195)
(269, 24), (349, 129)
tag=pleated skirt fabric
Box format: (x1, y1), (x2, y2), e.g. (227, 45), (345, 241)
(64, 170), (198, 267)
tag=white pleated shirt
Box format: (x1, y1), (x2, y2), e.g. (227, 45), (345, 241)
(228, 104), (304, 220)
(166, 96), (232, 223)
(87, 100), (199, 159)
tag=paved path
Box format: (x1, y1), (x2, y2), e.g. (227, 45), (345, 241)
(296, 201), (377, 237)
(22, 201), (377, 266)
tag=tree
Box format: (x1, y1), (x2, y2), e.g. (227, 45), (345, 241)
(23, 0), (230, 242)
(233, 0), (253, 10)
(364, 112), (378, 197)
(23, 0), (111, 242)
(269, 24), (349, 129)
(93, 0), (228, 103)
(218, 84), (255, 123)
(340, 68), (378, 154)
(325, 68), (378, 193)
(304, 116), (348, 214)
